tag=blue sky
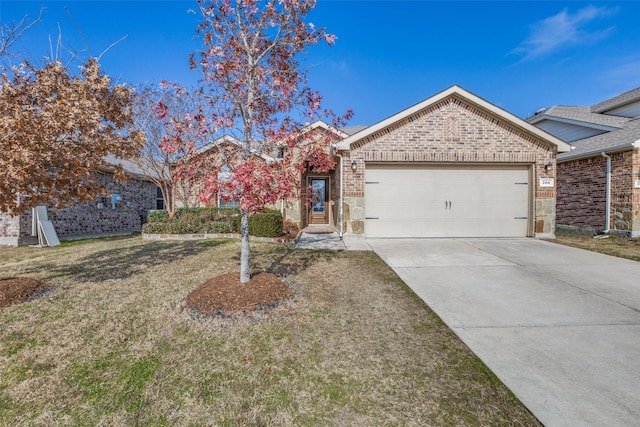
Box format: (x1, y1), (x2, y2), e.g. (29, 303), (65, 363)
(2, 1), (640, 127)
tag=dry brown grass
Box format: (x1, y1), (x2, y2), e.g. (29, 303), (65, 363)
(549, 231), (640, 262)
(0, 236), (540, 426)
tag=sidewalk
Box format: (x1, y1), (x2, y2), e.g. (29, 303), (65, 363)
(295, 232), (372, 251)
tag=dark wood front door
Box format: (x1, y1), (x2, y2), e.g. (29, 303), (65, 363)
(309, 177), (329, 225)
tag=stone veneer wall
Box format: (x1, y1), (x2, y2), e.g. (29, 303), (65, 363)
(0, 213), (22, 246)
(632, 150), (640, 235)
(557, 150), (640, 236)
(0, 173), (158, 246)
(341, 95), (559, 238)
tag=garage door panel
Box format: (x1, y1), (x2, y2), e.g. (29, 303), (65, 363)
(365, 165), (530, 238)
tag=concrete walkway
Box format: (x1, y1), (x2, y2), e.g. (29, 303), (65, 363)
(368, 238), (640, 427)
(295, 232), (373, 251)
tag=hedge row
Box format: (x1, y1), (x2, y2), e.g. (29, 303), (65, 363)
(147, 207), (240, 223)
(143, 207), (283, 238)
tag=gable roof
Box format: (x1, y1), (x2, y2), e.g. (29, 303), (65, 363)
(528, 106), (629, 130)
(103, 154), (162, 181)
(300, 120), (350, 139)
(591, 87), (640, 114)
(194, 121), (348, 162)
(196, 134), (276, 162)
(335, 85), (571, 153)
(527, 87), (640, 162)
(557, 119), (640, 162)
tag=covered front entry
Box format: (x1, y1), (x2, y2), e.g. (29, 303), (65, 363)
(364, 164), (531, 238)
(308, 177), (330, 225)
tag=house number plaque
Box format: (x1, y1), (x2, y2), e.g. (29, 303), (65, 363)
(539, 178), (554, 187)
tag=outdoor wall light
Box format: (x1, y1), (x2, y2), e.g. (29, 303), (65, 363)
(351, 160), (357, 172)
(544, 162), (553, 171)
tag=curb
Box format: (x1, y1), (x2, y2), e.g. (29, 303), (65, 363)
(142, 233), (295, 244)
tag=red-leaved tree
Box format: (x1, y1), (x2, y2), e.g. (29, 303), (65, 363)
(186, 0), (351, 282)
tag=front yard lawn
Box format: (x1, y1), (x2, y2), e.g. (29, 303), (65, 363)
(551, 231), (640, 262)
(0, 237), (540, 426)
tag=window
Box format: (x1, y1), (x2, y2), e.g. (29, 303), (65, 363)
(217, 165), (239, 208)
(156, 187), (165, 210)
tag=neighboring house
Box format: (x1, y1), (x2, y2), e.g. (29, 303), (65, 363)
(0, 156), (161, 246)
(528, 87), (640, 237)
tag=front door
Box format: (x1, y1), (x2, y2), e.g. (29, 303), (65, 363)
(309, 177), (329, 225)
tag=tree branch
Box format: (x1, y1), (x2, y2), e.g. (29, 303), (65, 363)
(0, 7), (44, 58)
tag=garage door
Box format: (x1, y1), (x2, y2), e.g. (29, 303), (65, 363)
(365, 164), (530, 238)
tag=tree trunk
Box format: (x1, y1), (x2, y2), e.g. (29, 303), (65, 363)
(240, 210), (250, 283)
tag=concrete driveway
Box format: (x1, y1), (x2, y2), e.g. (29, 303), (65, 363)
(367, 238), (640, 427)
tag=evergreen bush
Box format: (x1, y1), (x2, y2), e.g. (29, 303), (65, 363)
(237, 209), (283, 238)
(143, 207), (240, 234)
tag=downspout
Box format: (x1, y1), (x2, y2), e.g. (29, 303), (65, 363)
(600, 152), (611, 234)
(336, 152), (344, 239)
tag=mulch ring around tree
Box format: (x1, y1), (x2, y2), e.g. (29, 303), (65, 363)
(0, 277), (48, 309)
(185, 271), (293, 316)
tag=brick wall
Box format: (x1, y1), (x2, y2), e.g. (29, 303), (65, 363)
(0, 172), (158, 245)
(557, 150), (639, 235)
(341, 95), (558, 236)
(47, 175), (157, 237)
(556, 157), (606, 228)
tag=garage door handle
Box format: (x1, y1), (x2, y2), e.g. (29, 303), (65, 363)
(365, 217), (379, 220)
(514, 217), (528, 220)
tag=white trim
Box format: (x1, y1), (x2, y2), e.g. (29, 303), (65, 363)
(302, 120), (349, 139)
(334, 85), (571, 153)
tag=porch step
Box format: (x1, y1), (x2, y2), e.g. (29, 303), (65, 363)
(301, 225), (337, 234)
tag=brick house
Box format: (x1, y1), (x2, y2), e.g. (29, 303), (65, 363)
(333, 85), (570, 238)
(528, 87), (640, 237)
(177, 86), (569, 238)
(177, 123), (363, 231)
(0, 156), (161, 246)
(173, 134), (288, 210)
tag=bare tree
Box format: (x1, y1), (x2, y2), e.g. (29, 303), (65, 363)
(131, 84), (210, 218)
(0, 7), (43, 59)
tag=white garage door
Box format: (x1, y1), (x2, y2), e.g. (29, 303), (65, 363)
(365, 164), (530, 238)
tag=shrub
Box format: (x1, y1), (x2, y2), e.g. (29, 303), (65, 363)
(237, 209), (283, 238)
(175, 207), (239, 220)
(142, 207), (240, 235)
(142, 207), (282, 237)
(142, 221), (199, 234)
(147, 210), (169, 223)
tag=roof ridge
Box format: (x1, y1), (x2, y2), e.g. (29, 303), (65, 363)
(591, 87), (640, 113)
